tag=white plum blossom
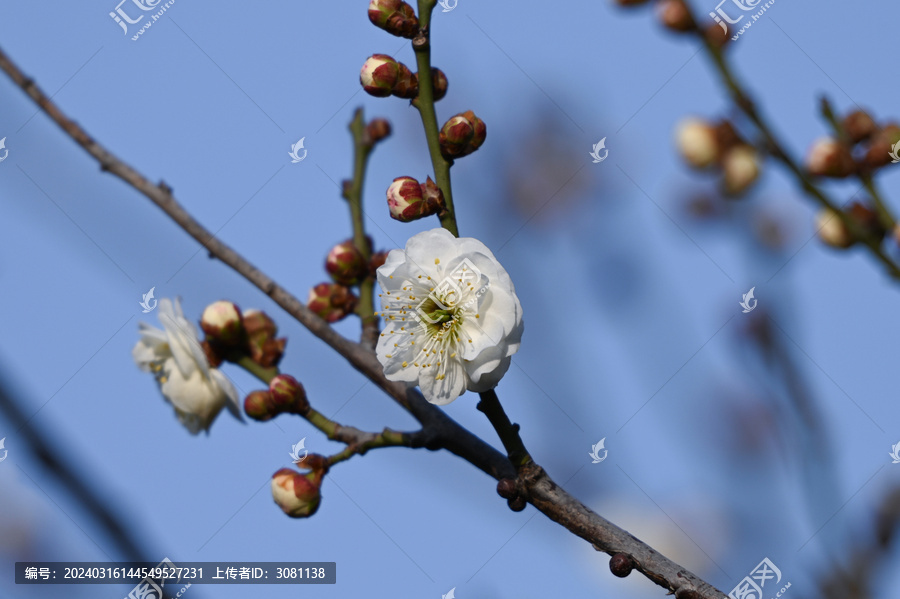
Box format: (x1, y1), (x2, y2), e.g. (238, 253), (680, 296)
(375, 228), (524, 405)
(132, 298), (242, 434)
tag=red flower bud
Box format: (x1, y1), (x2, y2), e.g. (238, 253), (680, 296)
(244, 390), (276, 421)
(657, 0), (695, 32)
(368, 0), (419, 39)
(386, 176), (443, 222)
(365, 118), (392, 144)
(325, 240), (369, 286)
(431, 68), (448, 101)
(243, 309), (286, 368)
(439, 111), (486, 159)
(269, 374), (309, 414)
(271, 468), (323, 518)
(360, 54), (400, 97)
(842, 110), (877, 144)
(391, 63), (418, 99)
(307, 283), (358, 323)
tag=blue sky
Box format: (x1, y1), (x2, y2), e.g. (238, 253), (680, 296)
(1, 0), (900, 598)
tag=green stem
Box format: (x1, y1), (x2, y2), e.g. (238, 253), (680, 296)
(477, 390), (532, 469)
(343, 108), (379, 345)
(234, 354), (279, 383)
(326, 428), (412, 467)
(413, 0), (458, 237)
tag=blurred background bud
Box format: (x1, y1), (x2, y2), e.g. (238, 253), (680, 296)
(676, 118), (719, 168)
(806, 137), (855, 177)
(722, 144), (760, 195)
(325, 240), (369, 286)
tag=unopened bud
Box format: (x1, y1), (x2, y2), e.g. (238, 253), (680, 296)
(244, 389), (276, 421)
(269, 374), (309, 414)
(271, 468), (323, 518)
(386, 176), (444, 222)
(675, 118), (719, 168)
(431, 68), (448, 101)
(365, 118), (392, 144)
(391, 63), (418, 99)
(200, 301), (244, 345)
(507, 495), (527, 512)
(815, 208), (853, 249)
(307, 283), (358, 323)
(439, 111), (486, 159)
(657, 0), (695, 32)
(842, 110), (877, 144)
(704, 21), (730, 48)
(609, 553), (635, 577)
(368, 0), (419, 39)
(360, 54), (400, 97)
(722, 144), (760, 195)
(326, 240), (369, 286)
(806, 137), (855, 177)
(243, 309), (286, 368)
(864, 124), (900, 169)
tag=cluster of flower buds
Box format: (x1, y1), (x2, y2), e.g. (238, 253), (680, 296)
(439, 111), (487, 159)
(360, 54), (418, 99)
(307, 283), (358, 323)
(808, 109), (900, 174)
(815, 202), (883, 249)
(386, 176), (445, 222)
(368, 0), (418, 39)
(271, 463), (326, 518)
(244, 374), (310, 421)
(675, 117), (761, 195)
(199, 302), (286, 368)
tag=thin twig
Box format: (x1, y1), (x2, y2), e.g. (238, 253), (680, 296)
(0, 44), (729, 599)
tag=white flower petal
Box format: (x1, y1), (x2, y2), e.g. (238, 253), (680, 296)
(419, 357), (467, 405)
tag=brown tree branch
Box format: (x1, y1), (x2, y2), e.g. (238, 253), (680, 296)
(0, 45), (729, 599)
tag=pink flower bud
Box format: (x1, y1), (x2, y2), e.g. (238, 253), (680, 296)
(806, 137), (855, 178)
(368, 0), (419, 39)
(307, 283), (358, 323)
(244, 389), (276, 421)
(386, 176), (443, 222)
(269, 374), (309, 414)
(271, 468), (322, 518)
(200, 301), (244, 345)
(326, 240), (369, 286)
(360, 54), (400, 97)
